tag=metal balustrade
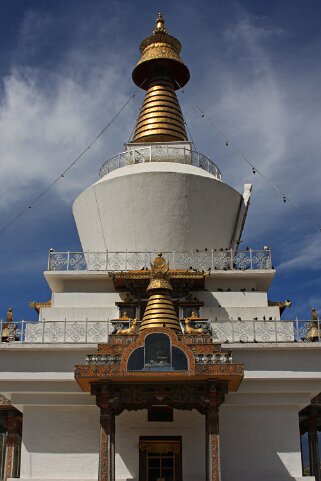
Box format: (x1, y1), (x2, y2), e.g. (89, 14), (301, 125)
(1, 319), (320, 344)
(84, 352), (233, 365)
(194, 352), (233, 364)
(47, 249), (272, 272)
(99, 145), (222, 180)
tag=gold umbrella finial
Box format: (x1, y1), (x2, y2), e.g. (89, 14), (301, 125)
(154, 13), (167, 33)
(147, 254), (171, 291)
(131, 14), (190, 143)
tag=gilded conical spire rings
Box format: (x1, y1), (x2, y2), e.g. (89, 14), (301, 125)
(132, 14), (190, 144)
(133, 73), (187, 143)
(140, 255), (181, 332)
(140, 293), (180, 330)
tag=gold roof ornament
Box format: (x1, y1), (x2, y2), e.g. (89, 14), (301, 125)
(307, 307), (320, 341)
(28, 300), (52, 313)
(132, 14), (190, 143)
(140, 254), (181, 332)
(147, 253), (172, 291)
(6, 307), (13, 322)
(312, 307), (319, 321)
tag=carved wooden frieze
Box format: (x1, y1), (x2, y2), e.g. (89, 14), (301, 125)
(92, 382), (227, 415)
(75, 327), (244, 392)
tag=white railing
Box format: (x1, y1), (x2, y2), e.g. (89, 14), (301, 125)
(1, 319), (320, 344)
(0, 320), (111, 344)
(99, 145), (222, 180)
(47, 249), (272, 272)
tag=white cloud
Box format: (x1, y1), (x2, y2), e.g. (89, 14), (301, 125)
(0, 62), (139, 208)
(0, 6), (141, 218)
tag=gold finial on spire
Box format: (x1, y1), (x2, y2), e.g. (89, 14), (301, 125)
(146, 253), (172, 292)
(154, 13), (167, 33)
(139, 254), (181, 332)
(131, 14), (190, 143)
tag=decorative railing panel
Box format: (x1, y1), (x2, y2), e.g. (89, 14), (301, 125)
(1, 319), (320, 344)
(47, 249), (272, 272)
(83, 352), (232, 365)
(194, 352), (233, 364)
(0, 320), (110, 344)
(85, 354), (122, 365)
(211, 320), (295, 343)
(99, 145), (222, 180)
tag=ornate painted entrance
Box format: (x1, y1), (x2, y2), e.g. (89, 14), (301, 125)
(75, 329), (243, 481)
(74, 255), (244, 481)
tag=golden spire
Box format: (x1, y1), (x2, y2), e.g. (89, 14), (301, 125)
(140, 254), (181, 332)
(132, 14), (190, 143)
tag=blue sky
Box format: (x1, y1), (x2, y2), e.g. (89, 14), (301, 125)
(0, 0), (320, 322)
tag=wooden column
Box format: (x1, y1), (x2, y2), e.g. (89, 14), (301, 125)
(205, 384), (226, 481)
(5, 409), (18, 480)
(99, 411), (115, 481)
(93, 384), (115, 481)
(308, 408), (320, 481)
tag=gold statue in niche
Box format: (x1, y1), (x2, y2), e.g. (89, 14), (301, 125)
(117, 318), (137, 335)
(184, 311), (204, 334)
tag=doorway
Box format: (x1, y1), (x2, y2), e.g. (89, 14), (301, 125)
(139, 436), (182, 481)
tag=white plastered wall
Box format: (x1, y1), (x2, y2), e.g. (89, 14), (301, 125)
(52, 293), (121, 308)
(20, 405), (99, 481)
(40, 307), (118, 322)
(115, 409), (205, 481)
(73, 162), (244, 252)
(220, 405), (304, 481)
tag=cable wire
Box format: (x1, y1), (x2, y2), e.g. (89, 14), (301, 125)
(177, 84), (321, 233)
(93, 185), (107, 251)
(184, 118), (198, 153)
(0, 88), (138, 237)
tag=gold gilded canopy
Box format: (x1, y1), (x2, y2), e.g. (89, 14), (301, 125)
(132, 14), (189, 143)
(132, 13), (190, 90)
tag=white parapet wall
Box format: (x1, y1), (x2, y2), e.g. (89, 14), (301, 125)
(220, 405), (304, 481)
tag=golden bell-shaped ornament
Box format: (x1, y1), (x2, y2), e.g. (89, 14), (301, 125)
(139, 254), (181, 332)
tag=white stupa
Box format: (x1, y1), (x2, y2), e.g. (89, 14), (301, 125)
(72, 13), (251, 254)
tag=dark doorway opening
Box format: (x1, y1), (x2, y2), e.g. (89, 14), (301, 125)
(139, 436), (182, 481)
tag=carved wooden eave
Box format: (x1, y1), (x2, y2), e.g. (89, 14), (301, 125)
(110, 269), (206, 295)
(74, 327), (244, 392)
(91, 381), (227, 416)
